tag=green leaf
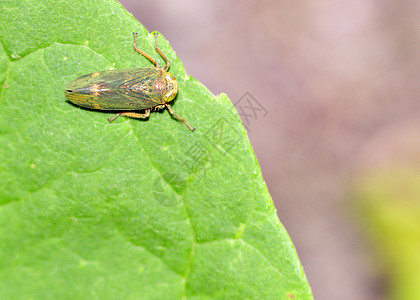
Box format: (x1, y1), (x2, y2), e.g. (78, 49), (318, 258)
(0, 0), (312, 299)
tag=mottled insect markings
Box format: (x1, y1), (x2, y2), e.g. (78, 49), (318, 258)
(65, 32), (195, 131)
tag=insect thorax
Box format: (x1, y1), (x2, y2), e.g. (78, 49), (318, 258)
(127, 69), (178, 104)
(161, 71), (178, 103)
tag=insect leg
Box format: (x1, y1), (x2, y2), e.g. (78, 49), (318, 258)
(133, 32), (161, 68)
(165, 104), (195, 131)
(108, 109), (151, 122)
(153, 33), (170, 72)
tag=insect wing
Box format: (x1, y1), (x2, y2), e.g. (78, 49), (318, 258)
(66, 68), (161, 110)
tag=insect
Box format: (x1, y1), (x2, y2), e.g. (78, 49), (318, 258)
(65, 32), (195, 131)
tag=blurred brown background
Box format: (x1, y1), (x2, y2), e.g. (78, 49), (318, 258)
(119, 0), (420, 299)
